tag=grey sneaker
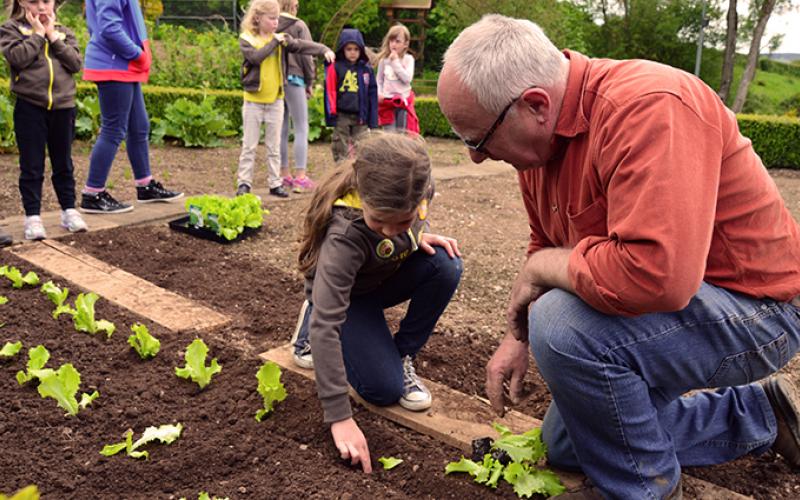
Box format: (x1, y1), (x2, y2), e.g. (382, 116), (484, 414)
(236, 184), (251, 196)
(400, 355), (431, 411)
(291, 300), (313, 369)
(23, 216), (46, 240)
(60, 208), (88, 233)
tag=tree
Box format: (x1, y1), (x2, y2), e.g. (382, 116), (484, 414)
(718, 0), (737, 101)
(731, 0), (784, 112)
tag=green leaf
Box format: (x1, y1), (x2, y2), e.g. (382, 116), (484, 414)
(100, 430), (131, 457)
(40, 281), (69, 308)
(131, 423), (183, 450)
(53, 305), (76, 319)
(492, 424), (547, 463)
(0, 340), (21, 357)
(73, 293), (116, 337)
(79, 391), (100, 409)
(101, 424), (182, 460)
(378, 457), (403, 470)
(503, 462), (566, 498)
(254, 361), (286, 421)
(16, 345), (50, 384)
(0, 296), (8, 305)
(0, 484), (40, 500)
(445, 456), (491, 482)
(35, 363), (82, 416)
(128, 323), (161, 359)
(175, 338), (221, 389)
(0, 266), (40, 288)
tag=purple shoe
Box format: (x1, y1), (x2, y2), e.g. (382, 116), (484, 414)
(282, 176), (294, 188)
(292, 176), (316, 193)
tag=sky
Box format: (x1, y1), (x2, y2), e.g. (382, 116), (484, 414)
(765, 7), (800, 53)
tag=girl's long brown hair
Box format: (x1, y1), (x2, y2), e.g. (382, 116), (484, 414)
(298, 133), (431, 275)
(375, 24), (413, 64)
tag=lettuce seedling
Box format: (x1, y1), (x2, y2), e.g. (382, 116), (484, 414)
(175, 338), (221, 389)
(32, 363), (99, 416)
(445, 424), (565, 498)
(0, 340), (21, 357)
(0, 266), (40, 288)
(0, 484), (40, 500)
(0, 296), (8, 305)
(72, 293), (115, 338)
(128, 323), (161, 359)
(178, 493), (229, 500)
(254, 361), (286, 421)
(378, 457), (404, 470)
(101, 423), (183, 460)
(16, 345), (98, 416)
(40, 281), (75, 319)
(16, 345), (50, 385)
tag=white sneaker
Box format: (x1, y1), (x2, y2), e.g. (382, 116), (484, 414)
(399, 355), (432, 411)
(61, 208), (88, 233)
(23, 216), (46, 240)
(291, 300), (313, 369)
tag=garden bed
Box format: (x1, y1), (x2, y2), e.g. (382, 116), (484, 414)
(57, 220), (800, 499)
(0, 251), (524, 498)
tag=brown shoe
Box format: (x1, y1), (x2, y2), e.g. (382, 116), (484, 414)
(554, 478), (681, 499)
(761, 375), (800, 467)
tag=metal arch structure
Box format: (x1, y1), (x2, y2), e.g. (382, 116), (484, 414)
(319, 0), (368, 49)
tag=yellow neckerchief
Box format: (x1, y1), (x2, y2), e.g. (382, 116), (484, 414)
(333, 190), (363, 209)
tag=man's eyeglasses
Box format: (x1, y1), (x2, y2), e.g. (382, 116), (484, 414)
(461, 96), (520, 154)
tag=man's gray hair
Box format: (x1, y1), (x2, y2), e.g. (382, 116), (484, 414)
(443, 14), (564, 114)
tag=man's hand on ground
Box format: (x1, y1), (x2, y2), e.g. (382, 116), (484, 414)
(486, 333), (530, 416)
(331, 417), (372, 473)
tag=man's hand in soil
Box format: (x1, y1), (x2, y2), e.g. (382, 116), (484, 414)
(486, 332), (530, 416)
(507, 248), (573, 341)
(331, 417), (372, 473)
(420, 232), (461, 258)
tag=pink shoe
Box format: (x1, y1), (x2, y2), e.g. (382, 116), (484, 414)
(292, 176), (316, 193)
(282, 176), (294, 188)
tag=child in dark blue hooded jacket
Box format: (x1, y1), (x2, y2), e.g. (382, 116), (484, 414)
(324, 28), (378, 162)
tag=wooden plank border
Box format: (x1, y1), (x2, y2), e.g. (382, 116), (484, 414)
(8, 240), (230, 332)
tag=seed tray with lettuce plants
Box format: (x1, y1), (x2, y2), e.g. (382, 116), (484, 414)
(169, 193), (268, 243)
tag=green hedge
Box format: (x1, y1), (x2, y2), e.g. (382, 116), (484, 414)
(3, 81), (799, 169)
(737, 114), (800, 168)
(0, 79), (244, 132)
(758, 59), (800, 79)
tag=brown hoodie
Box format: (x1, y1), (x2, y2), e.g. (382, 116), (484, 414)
(304, 186), (433, 423)
(0, 19), (82, 110)
(277, 13), (316, 90)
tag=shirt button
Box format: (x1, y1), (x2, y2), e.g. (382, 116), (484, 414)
(551, 204), (558, 213)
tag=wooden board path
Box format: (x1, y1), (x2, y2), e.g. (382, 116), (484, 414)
(8, 239), (230, 332)
(261, 343), (749, 498)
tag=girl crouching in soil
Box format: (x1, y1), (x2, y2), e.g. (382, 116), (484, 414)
(294, 133), (462, 472)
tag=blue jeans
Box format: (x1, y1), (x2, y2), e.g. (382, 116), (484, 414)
(530, 283), (800, 499)
(300, 247), (462, 405)
(86, 81), (151, 188)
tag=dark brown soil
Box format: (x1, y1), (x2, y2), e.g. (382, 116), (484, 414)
(59, 220), (799, 499)
(0, 251), (520, 499)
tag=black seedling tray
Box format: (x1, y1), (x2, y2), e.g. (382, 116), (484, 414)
(168, 215), (261, 244)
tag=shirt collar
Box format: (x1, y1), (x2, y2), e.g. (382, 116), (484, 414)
(553, 49), (591, 139)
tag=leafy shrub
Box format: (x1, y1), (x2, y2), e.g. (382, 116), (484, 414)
(0, 94), (16, 152)
(416, 97), (456, 139)
(738, 114), (800, 169)
(150, 23), (240, 90)
(780, 93), (800, 118)
(162, 96), (236, 147)
(75, 96), (101, 141)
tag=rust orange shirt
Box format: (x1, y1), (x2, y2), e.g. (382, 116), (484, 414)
(519, 51), (800, 316)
